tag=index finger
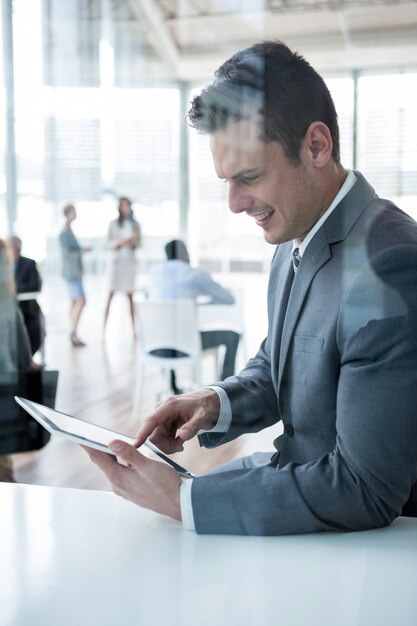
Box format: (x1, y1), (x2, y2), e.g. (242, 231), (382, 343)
(134, 398), (181, 448)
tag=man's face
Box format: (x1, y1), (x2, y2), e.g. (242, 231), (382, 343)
(210, 118), (325, 245)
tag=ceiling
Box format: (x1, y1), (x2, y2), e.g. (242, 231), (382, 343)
(126, 0), (417, 80)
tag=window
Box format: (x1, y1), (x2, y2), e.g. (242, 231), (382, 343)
(357, 72), (417, 219)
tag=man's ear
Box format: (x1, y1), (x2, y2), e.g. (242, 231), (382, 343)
(305, 121), (333, 167)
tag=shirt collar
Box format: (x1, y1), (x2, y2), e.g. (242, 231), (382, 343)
(293, 170), (357, 259)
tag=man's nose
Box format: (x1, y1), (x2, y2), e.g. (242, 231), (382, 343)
(228, 184), (253, 214)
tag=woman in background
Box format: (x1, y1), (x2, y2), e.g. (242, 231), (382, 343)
(103, 197), (140, 337)
(59, 204), (91, 347)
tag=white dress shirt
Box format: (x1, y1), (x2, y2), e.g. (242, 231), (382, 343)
(292, 169), (357, 268)
(148, 259), (234, 304)
(181, 170), (357, 531)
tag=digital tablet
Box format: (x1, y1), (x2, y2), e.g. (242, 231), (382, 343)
(14, 396), (194, 478)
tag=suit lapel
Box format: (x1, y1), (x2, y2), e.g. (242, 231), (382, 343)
(275, 171), (376, 391)
(270, 251), (294, 386)
(277, 228), (331, 389)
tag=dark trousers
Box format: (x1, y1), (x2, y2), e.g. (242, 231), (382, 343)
(152, 330), (240, 394)
(200, 330), (240, 380)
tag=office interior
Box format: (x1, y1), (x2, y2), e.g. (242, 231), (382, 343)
(1, 3), (417, 625)
(1, 0), (417, 487)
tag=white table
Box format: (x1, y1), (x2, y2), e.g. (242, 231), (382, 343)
(1, 483), (416, 626)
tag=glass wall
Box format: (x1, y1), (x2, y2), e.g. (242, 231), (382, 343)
(357, 71), (417, 220)
(2, 0), (182, 276)
(0, 6), (5, 235)
(0, 1), (416, 274)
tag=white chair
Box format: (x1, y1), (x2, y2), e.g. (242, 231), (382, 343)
(197, 300), (247, 377)
(132, 299), (202, 422)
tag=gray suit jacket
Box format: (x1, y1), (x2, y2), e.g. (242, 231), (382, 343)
(194, 172), (417, 535)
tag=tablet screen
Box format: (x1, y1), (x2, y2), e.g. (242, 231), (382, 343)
(15, 397), (194, 478)
(29, 401), (135, 447)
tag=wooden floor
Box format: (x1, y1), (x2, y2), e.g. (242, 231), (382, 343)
(12, 272), (282, 491)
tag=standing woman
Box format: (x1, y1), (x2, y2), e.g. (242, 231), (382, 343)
(104, 197), (140, 336)
(59, 204), (91, 347)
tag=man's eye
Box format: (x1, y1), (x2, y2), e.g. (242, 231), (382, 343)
(241, 176), (258, 184)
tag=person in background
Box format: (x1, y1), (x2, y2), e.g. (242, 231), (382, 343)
(0, 239), (35, 482)
(59, 204), (91, 347)
(103, 197), (140, 338)
(148, 239), (240, 392)
(9, 235), (45, 357)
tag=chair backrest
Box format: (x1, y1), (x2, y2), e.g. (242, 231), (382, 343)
(197, 301), (244, 334)
(137, 299), (202, 357)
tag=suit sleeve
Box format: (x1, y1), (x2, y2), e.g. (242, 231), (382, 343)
(198, 336), (280, 448)
(17, 259), (41, 293)
(192, 244), (417, 535)
(15, 306), (32, 371)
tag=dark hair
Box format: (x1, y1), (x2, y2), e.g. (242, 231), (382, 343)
(187, 41), (340, 164)
(165, 239), (189, 262)
(117, 196), (134, 225)
(10, 235), (22, 250)
(63, 203), (75, 218)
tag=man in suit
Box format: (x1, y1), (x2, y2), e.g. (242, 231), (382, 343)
(9, 236), (45, 357)
(84, 41), (417, 535)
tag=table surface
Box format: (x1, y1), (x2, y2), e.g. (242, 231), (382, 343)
(1, 482), (416, 626)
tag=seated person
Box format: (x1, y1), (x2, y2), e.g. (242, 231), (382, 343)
(147, 239), (240, 392)
(9, 236), (45, 357)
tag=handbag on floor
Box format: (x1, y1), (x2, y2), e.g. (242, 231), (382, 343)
(0, 370), (59, 454)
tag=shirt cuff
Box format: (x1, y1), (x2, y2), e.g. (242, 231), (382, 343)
(181, 386), (232, 531)
(180, 478), (196, 531)
(197, 385), (232, 434)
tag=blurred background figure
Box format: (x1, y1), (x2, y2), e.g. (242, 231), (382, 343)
(0, 239), (34, 482)
(148, 239), (240, 393)
(9, 235), (45, 358)
(103, 196), (141, 338)
(59, 204), (91, 347)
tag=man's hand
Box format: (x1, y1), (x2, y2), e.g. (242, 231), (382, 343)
(134, 388), (220, 453)
(83, 441), (182, 521)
